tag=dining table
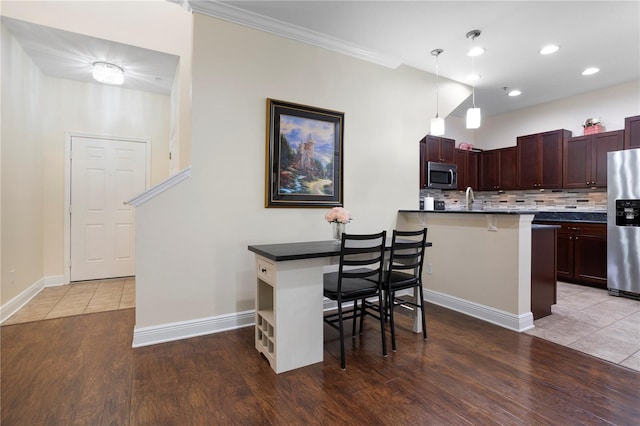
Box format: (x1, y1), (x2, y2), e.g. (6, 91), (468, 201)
(247, 238), (432, 373)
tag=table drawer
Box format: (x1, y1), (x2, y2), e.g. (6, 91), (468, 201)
(256, 257), (275, 285)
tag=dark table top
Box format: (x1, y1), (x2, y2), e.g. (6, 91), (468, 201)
(248, 239), (433, 262)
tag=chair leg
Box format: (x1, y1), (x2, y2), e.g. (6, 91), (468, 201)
(338, 302), (346, 369)
(351, 299), (358, 337)
(388, 289), (397, 351)
(418, 284), (427, 340)
(378, 291), (387, 357)
(358, 298), (366, 335)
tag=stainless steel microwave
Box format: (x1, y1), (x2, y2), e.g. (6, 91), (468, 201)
(426, 161), (457, 189)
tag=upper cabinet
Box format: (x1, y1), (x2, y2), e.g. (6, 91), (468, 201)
(563, 130), (624, 188)
(517, 129), (570, 190)
(625, 115), (640, 149)
(455, 149), (479, 190)
(422, 135), (455, 163)
(480, 147), (516, 191)
(419, 135), (456, 188)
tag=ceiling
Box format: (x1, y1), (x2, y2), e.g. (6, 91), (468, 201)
(207, 0), (640, 117)
(1, 16), (179, 95)
(2, 1), (639, 117)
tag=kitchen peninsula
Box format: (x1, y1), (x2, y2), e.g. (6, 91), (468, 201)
(397, 209), (557, 332)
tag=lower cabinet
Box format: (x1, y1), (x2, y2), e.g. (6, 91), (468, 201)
(540, 222), (607, 288)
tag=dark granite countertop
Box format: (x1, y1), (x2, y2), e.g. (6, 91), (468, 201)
(398, 210), (607, 223)
(398, 209), (538, 215)
(532, 224), (562, 230)
(531, 211), (606, 224)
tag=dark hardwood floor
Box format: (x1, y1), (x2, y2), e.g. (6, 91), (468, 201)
(2, 303), (639, 425)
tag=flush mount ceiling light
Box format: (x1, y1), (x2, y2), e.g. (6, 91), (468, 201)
(508, 89), (522, 97)
(467, 73), (481, 81)
(92, 61), (124, 85)
(430, 48), (445, 136)
(539, 44), (559, 55)
(465, 30), (482, 129)
(582, 67), (600, 76)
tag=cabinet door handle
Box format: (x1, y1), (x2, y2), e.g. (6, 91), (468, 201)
(261, 268), (267, 273)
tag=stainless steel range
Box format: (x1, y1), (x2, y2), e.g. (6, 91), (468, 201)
(607, 148), (640, 299)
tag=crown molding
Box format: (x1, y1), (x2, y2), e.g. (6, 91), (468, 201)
(184, 0), (403, 69)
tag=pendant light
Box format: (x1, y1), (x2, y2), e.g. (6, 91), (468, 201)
(465, 30), (482, 129)
(430, 48), (445, 136)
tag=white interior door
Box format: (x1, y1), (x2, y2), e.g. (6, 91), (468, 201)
(70, 136), (147, 281)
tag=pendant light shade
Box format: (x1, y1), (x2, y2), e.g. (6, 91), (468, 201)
(465, 30), (482, 129)
(430, 48), (445, 136)
(466, 108), (481, 129)
(430, 116), (445, 136)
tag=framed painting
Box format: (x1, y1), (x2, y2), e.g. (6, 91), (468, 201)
(265, 99), (344, 208)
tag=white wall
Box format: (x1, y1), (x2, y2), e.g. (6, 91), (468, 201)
(1, 24), (45, 304)
(1, 26), (174, 308)
(41, 79), (172, 277)
(473, 80), (640, 150)
(1, 0), (193, 167)
(133, 14), (470, 329)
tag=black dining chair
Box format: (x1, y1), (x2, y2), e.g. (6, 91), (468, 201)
(384, 228), (428, 351)
(323, 231), (387, 369)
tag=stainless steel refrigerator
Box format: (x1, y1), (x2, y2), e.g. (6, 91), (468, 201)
(607, 148), (640, 299)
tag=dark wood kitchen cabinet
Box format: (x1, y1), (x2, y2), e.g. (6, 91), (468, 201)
(479, 147), (516, 191)
(624, 115), (640, 149)
(563, 130), (624, 188)
(419, 135), (456, 188)
(517, 129), (570, 189)
(455, 149), (479, 190)
(421, 135), (455, 163)
(542, 221), (607, 288)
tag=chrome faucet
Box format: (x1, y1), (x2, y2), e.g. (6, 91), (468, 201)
(465, 187), (475, 210)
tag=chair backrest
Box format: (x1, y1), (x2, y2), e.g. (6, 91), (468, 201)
(337, 231), (387, 286)
(388, 228), (428, 281)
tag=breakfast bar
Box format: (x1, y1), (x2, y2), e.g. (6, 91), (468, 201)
(396, 210), (557, 332)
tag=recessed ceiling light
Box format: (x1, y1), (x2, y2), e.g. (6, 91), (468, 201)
(467, 73), (481, 81)
(508, 90), (522, 97)
(467, 46), (485, 57)
(539, 45), (559, 55)
(92, 61), (124, 85)
(582, 67), (600, 76)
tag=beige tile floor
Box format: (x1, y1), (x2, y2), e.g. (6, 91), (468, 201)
(2, 277), (135, 325)
(525, 281), (640, 372)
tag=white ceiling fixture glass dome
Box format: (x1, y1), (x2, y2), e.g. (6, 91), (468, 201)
(92, 61), (124, 85)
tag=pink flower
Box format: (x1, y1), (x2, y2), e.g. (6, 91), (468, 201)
(325, 207), (352, 224)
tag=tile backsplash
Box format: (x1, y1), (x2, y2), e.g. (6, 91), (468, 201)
(420, 188), (607, 212)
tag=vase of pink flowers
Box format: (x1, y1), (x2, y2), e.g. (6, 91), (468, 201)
(325, 207), (352, 244)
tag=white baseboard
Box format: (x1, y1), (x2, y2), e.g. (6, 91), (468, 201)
(424, 289), (534, 332)
(1, 275), (64, 323)
(132, 309), (255, 348)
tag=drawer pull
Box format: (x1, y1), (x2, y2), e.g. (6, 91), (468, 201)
(261, 267), (267, 273)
